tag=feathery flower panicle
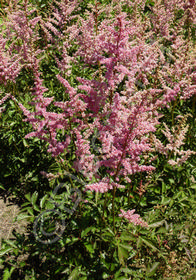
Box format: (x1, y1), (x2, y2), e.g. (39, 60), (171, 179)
(119, 209), (148, 228)
(152, 116), (195, 166)
(0, 35), (22, 84)
(0, 94), (11, 107)
(0, 94), (13, 113)
(85, 178), (125, 193)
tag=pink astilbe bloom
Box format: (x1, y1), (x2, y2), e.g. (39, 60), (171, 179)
(4, 1), (42, 69)
(0, 93), (18, 113)
(0, 94), (11, 106)
(19, 71), (71, 157)
(0, 36), (21, 84)
(119, 209), (148, 228)
(0, 94), (11, 113)
(152, 117), (195, 166)
(73, 129), (97, 180)
(85, 178), (125, 193)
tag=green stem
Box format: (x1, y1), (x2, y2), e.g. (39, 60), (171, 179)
(112, 185), (117, 233)
(128, 184), (131, 207)
(101, 192), (108, 224)
(192, 94), (196, 118)
(171, 98), (178, 126)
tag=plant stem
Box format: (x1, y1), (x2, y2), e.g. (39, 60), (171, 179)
(112, 185), (117, 233)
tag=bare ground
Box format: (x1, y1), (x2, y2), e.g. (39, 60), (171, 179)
(0, 196), (27, 249)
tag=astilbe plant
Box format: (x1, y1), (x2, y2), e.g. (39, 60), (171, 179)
(4, 0), (196, 227)
(18, 8), (165, 226)
(0, 0), (196, 277)
(0, 0), (42, 75)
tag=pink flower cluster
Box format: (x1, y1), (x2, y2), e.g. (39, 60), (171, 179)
(85, 178), (125, 193)
(119, 209), (148, 228)
(152, 118), (195, 166)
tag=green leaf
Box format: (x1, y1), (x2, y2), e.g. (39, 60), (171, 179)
(157, 227), (167, 234)
(30, 191), (40, 211)
(0, 248), (13, 257)
(168, 178), (175, 185)
(139, 237), (159, 252)
(169, 199), (174, 207)
(81, 226), (93, 238)
(120, 268), (134, 274)
(146, 262), (160, 277)
(118, 244), (129, 266)
(25, 193), (31, 202)
(120, 232), (137, 242)
(21, 202), (31, 207)
(119, 244), (132, 251)
(148, 220), (165, 228)
(106, 227), (115, 236)
(161, 197), (171, 205)
(16, 213), (32, 221)
(4, 240), (17, 248)
(40, 194), (49, 209)
(0, 184), (5, 190)
(22, 139), (29, 147)
(68, 267), (80, 280)
(3, 267), (15, 280)
(190, 184), (196, 189)
(31, 191), (38, 205)
(3, 268), (10, 280)
(162, 182), (167, 193)
(26, 207), (34, 216)
(84, 243), (95, 254)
